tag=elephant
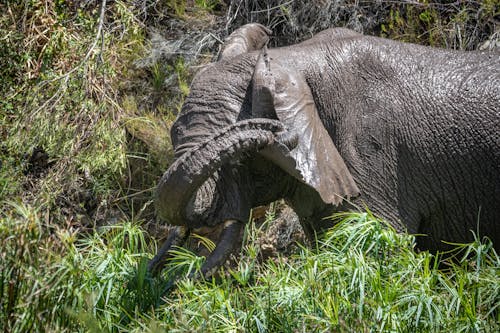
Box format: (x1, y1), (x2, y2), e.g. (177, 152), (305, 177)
(149, 23), (500, 278)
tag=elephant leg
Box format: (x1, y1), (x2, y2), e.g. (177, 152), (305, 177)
(285, 183), (338, 241)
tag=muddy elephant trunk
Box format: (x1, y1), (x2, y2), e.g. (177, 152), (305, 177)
(155, 118), (286, 226)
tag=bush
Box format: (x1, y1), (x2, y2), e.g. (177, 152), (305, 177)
(223, 0), (499, 50)
(2, 208), (498, 332)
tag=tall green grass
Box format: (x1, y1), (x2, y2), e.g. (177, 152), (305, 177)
(1, 203), (498, 332)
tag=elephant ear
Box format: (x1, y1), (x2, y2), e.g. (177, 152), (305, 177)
(218, 23), (272, 61)
(252, 50), (360, 205)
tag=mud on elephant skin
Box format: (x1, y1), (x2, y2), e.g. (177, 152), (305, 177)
(149, 23), (500, 278)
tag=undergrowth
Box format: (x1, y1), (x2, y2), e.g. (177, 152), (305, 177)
(0, 0), (189, 229)
(224, 0), (499, 49)
(1, 206), (498, 332)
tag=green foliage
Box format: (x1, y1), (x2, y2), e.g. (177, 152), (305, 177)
(0, 0), (163, 224)
(167, 0), (187, 17)
(172, 57), (191, 98)
(150, 57), (190, 98)
(0, 202), (83, 332)
(0, 154), (22, 200)
(195, 0), (220, 11)
(2, 208), (497, 332)
(151, 62), (167, 92)
(165, 0), (220, 16)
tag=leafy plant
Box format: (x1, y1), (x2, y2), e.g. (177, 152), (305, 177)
(167, 0), (187, 17)
(4, 205), (498, 332)
(195, 0), (220, 11)
(172, 57), (191, 99)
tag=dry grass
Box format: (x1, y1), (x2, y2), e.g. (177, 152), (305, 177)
(223, 0), (499, 50)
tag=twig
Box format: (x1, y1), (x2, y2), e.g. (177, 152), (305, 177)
(208, 32), (223, 44)
(249, 0), (294, 14)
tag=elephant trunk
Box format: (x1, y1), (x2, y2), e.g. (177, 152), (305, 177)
(155, 118), (286, 226)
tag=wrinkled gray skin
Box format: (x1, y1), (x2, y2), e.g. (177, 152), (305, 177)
(150, 24), (500, 277)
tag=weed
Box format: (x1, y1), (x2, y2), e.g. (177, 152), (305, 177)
(173, 57), (191, 98)
(151, 61), (167, 91)
(2, 201), (498, 332)
(167, 0), (187, 17)
(195, 0), (220, 11)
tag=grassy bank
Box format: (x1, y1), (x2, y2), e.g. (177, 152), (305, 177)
(1, 206), (498, 332)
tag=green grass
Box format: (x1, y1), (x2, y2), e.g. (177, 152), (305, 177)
(0, 0), (175, 225)
(1, 204), (498, 332)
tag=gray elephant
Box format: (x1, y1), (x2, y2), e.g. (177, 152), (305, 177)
(149, 24), (500, 277)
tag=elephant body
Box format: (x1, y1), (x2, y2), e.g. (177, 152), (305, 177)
(151, 25), (499, 276)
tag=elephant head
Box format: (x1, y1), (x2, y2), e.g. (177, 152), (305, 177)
(149, 24), (360, 277)
(149, 23), (500, 277)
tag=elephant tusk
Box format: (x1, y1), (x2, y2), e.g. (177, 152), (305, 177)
(199, 219), (244, 279)
(148, 226), (190, 276)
